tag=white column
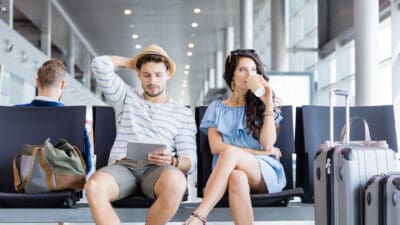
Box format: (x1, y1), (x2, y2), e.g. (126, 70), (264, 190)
(41, 0), (51, 57)
(392, 1), (400, 106)
(208, 67), (215, 89)
(95, 86), (102, 99)
(354, 0), (379, 105)
(240, 0), (253, 48)
(391, 1), (400, 148)
(225, 26), (234, 56)
(0, 0), (13, 28)
(67, 27), (75, 76)
(203, 80), (209, 95)
(83, 49), (91, 89)
(271, 0), (288, 71)
(215, 51), (224, 88)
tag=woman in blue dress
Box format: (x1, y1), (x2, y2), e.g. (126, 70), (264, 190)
(183, 49), (286, 225)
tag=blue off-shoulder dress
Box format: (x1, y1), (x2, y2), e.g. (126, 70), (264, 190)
(199, 100), (286, 193)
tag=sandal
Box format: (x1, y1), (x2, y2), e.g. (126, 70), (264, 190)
(182, 212), (207, 225)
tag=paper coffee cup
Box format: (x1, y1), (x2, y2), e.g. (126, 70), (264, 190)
(246, 75), (265, 97)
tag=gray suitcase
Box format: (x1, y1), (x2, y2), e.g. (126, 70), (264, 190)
(364, 173), (400, 225)
(314, 90), (398, 225)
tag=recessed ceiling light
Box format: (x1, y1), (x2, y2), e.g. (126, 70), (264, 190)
(186, 52), (193, 57)
(184, 64), (190, 70)
(182, 83), (187, 88)
(131, 34), (139, 39)
(193, 8), (201, 13)
(129, 24), (135, 28)
(124, 9), (132, 15)
(191, 22), (198, 28)
(184, 70), (190, 75)
(188, 43), (195, 48)
(135, 44), (141, 49)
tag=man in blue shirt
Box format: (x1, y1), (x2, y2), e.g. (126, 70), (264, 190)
(17, 59), (92, 174)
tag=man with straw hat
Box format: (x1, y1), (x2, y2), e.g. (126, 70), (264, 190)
(86, 44), (197, 225)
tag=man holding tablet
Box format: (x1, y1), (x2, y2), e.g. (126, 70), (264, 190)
(126, 142), (167, 161)
(86, 44), (197, 225)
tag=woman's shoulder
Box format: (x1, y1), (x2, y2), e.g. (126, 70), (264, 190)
(204, 100), (244, 123)
(210, 99), (245, 109)
(204, 100), (221, 113)
(201, 99), (245, 136)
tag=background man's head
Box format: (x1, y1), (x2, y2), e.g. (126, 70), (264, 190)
(36, 59), (67, 100)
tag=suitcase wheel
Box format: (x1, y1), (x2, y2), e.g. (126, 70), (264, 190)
(339, 167), (344, 181)
(392, 192), (397, 206)
(367, 192), (371, 205)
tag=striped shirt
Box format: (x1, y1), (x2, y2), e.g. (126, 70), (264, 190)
(91, 56), (197, 174)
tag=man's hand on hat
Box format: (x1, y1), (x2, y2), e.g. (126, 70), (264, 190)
(108, 55), (135, 70)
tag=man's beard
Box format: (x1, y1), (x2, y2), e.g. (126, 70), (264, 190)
(144, 88), (163, 97)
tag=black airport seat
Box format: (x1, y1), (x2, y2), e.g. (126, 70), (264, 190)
(0, 106), (86, 208)
(195, 105), (304, 207)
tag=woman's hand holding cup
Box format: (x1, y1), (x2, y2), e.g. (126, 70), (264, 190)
(246, 74), (274, 106)
(246, 74), (265, 97)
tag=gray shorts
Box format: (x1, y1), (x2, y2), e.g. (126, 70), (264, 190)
(99, 159), (178, 200)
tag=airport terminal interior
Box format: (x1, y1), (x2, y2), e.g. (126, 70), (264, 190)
(1, 0), (400, 224)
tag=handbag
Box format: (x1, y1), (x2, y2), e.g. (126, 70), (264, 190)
(13, 138), (87, 194)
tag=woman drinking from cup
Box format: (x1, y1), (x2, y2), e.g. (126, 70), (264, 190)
(182, 49), (286, 225)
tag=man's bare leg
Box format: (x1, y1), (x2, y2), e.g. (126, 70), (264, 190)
(146, 169), (187, 225)
(85, 172), (120, 225)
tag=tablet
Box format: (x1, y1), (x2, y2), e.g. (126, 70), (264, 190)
(126, 142), (167, 160)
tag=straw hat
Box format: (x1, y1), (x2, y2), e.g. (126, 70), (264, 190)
(131, 44), (176, 76)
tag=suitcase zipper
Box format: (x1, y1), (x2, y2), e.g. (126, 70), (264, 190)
(326, 158), (331, 175)
(326, 149), (335, 225)
(380, 174), (391, 225)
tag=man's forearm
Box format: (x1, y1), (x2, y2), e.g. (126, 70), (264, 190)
(177, 156), (192, 173)
(108, 55), (133, 70)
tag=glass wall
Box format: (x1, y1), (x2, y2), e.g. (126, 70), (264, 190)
(0, 66), (35, 105)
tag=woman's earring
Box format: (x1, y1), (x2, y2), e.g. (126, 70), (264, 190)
(231, 81), (235, 91)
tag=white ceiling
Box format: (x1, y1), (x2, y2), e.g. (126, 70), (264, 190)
(14, 0), (250, 104)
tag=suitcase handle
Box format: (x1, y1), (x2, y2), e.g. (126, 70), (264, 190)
(340, 117), (371, 142)
(329, 90), (350, 145)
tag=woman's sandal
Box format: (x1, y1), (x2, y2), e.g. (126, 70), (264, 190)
(182, 212), (207, 225)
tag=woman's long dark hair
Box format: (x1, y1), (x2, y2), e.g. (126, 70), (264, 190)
(223, 49), (280, 140)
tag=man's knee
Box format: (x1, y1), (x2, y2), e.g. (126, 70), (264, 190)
(85, 172), (118, 200)
(228, 170), (250, 194)
(155, 169), (187, 199)
(85, 175), (100, 197)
